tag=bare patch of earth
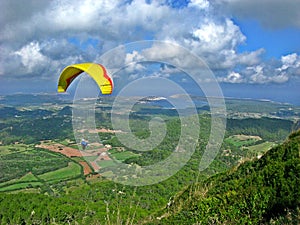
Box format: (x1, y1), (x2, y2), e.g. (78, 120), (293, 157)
(78, 128), (123, 133)
(233, 135), (262, 141)
(36, 142), (112, 174)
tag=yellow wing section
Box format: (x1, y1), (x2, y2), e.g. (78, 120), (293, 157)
(57, 63), (113, 94)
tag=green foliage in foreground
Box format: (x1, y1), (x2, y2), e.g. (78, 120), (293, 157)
(154, 130), (300, 224)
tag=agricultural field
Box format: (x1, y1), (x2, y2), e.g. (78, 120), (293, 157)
(0, 137), (140, 193)
(222, 134), (275, 162)
(0, 144), (70, 183)
(0, 172), (42, 192)
(0, 144), (84, 192)
(108, 148), (140, 162)
(38, 162), (82, 184)
(97, 160), (117, 169)
(225, 134), (262, 148)
(93, 148), (141, 171)
(0, 143), (29, 156)
(245, 141), (276, 158)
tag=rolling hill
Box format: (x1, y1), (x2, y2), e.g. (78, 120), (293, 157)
(153, 129), (300, 224)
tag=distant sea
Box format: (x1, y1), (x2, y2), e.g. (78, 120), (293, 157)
(220, 83), (300, 106)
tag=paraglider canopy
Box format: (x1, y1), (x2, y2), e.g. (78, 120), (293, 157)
(57, 63), (113, 94)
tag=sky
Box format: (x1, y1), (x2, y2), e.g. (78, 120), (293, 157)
(0, 0), (299, 105)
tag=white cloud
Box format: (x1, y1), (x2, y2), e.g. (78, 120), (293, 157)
(125, 50), (145, 65)
(14, 42), (48, 72)
(237, 49), (265, 66)
(248, 65), (268, 84)
(0, 40), (84, 79)
(271, 73), (290, 83)
(1, 42), (51, 78)
(218, 71), (244, 83)
(191, 19), (246, 53)
(159, 64), (180, 75)
(225, 53), (300, 84)
(0, 0), (50, 28)
(188, 0), (210, 10)
(1, 0), (244, 73)
(279, 53), (300, 78)
(0, 0), (299, 89)
(280, 53), (299, 70)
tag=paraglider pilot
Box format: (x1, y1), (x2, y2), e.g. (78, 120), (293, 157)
(81, 139), (88, 150)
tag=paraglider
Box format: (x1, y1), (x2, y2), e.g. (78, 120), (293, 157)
(57, 63), (113, 94)
(81, 139), (88, 150)
(57, 63), (113, 151)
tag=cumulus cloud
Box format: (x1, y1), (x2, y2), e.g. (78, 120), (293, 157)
(280, 53), (300, 70)
(278, 53), (300, 78)
(0, 0), (299, 90)
(14, 42), (48, 73)
(218, 71), (244, 83)
(0, 0), (50, 28)
(221, 53), (300, 84)
(191, 19), (245, 53)
(188, 0), (210, 10)
(0, 40), (84, 79)
(1, 42), (49, 78)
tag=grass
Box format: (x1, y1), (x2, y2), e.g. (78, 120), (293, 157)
(246, 142), (275, 157)
(0, 172), (43, 192)
(225, 135), (261, 148)
(84, 156), (99, 162)
(0, 162), (85, 192)
(69, 144), (80, 149)
(38, 162), (82, 183)
(95, 150), (140, 172)
(0, 142), (84, 192)
(0, 143), (29, 156)
(97, 160), (117, 169)
(0, 147), (70, 183)
(71, 157), (86, 162)
(0, 146), (13, 156)
(18, 172), (39, 182)
(0, 172), (39, 188)
(57, 139), (76, 146)
(110, 151), (140, 162)
(224, 134), (274, 159)
(0, 181), (43, 192)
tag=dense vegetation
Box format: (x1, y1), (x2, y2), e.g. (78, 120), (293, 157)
(155, 130), (300, 224)
(0, 130), (299, 224)
(0, 106), (73, 145)
(226, 117), (294, 141)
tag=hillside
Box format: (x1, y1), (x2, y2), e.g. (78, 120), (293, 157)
(153, 129), (300, 224)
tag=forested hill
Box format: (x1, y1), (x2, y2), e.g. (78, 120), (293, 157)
(154, 129), (300, 224)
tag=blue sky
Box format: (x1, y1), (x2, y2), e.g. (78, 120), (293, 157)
(0, 0), (299, 105)
(235, 19), (300, 59)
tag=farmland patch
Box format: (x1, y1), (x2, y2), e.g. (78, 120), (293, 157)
(38, 162), (82, 183)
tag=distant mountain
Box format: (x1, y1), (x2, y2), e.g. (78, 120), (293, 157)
(153, 129), (300, 224)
